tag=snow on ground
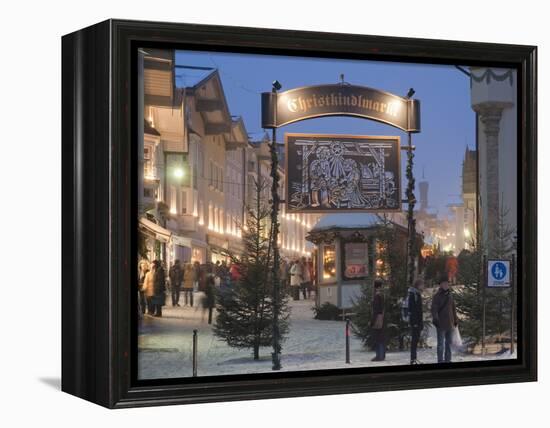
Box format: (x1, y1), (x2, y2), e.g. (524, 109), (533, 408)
(138, 295), (516, 379)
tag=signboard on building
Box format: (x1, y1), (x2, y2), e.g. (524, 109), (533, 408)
(487, 259), (511, 288)
(285, 133), (401, 213)
(262, 84), (420, 132)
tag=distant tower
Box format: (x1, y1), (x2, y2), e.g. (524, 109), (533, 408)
(419, 166), (429, 212)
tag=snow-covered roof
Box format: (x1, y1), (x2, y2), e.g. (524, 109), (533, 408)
(310, 213), (383, 232)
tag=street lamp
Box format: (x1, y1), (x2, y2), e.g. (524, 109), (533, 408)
(173, 168), (185, 179)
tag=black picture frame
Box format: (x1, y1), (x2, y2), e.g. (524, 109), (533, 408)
(62, 19), (537, 408)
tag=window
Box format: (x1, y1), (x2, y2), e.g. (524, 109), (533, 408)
(199, 200), (205, 226)
(209, 161), (213, 186)
(342, 241), (369, 280)
(193, 158), (198, 190)
(169, 185), (177, 214)
(143, 145), (153, 178)
(199, 147), (204, 178)
(322, 245), (336, 281)
(180, 190), (188, 214)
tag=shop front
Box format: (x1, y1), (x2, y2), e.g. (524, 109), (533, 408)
(207, 235), (230, 264)
(170, 235), (207, 265)
(307, 213), (411, 309)
(139, 216), (172, 264)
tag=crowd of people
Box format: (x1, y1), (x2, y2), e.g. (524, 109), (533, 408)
(139, 257), (459, 366)
(139, 256), (317, 318)
(281, 257), (316, 300)
(138, 259), (246, 319)
(370, 275), (459, 365)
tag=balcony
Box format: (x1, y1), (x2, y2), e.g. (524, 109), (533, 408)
(142, 177), (160, 211)
(166, 213), (197, 234)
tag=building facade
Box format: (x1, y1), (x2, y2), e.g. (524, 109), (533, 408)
(137, 49), (318, 269)
(470, 67), (517, 252)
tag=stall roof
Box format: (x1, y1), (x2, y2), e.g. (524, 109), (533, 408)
(311, 213), (384, 232)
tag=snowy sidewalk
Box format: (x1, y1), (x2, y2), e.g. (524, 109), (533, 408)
(138, 297), (515, 379)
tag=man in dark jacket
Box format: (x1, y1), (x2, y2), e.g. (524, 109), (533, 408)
(153, 261), (166, 317)
(431, 275), (458, 363)
(408, 278), (424, 364)
(371, 279), (385, 361)
(169, 260), (184, 307)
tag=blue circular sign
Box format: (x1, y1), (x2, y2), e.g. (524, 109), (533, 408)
(491, 262), (507, 280)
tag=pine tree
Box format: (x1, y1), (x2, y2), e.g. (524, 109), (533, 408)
(213, 177), (289, 360)
(454, 239), (484, 345)
(352, 215), (413, 350)
(486, 203), (515, 340)
(455, 203), (516, 347)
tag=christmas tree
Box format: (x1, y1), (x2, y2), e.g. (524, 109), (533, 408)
(352, 214), (416, 350)
(213, 177), (289, 360)
(455, 203), (516, 347)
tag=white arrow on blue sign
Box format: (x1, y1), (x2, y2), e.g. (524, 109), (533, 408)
(487, 259), (511, 288)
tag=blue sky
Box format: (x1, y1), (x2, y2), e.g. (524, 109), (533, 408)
(175, 50), (476, 215)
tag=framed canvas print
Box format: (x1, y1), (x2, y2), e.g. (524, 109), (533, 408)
(61, 19), (537, 408)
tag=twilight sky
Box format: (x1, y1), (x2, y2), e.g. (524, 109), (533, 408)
(175, 50), (476, 216)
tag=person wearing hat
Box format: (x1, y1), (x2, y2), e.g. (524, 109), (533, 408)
(371, 278), (386, 362)
(169, 259), (184, 307)
(431, 275), (458, 363)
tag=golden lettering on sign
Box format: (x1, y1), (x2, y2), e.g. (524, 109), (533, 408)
(283, 92), (401, 117)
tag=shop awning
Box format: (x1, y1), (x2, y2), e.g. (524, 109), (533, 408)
(172, 235), (207, 249)
(139, 217), (172, 243)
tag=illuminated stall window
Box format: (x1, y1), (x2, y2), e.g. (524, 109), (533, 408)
(343, 241), (369, 280)
(322, 244), (336, 282)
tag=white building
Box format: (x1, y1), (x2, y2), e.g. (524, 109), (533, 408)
(138, 49), (317, 268)
(470, 67), (517, 250)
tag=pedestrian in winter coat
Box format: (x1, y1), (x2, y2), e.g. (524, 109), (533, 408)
(183, 262), (195, 306)
(300, 257), (311, 300)
(445, 257), (458, 285)
(289, 259), (303, 300)
(230, 263), (242, 283)
(192, 260), (201, 291)
(279, 259), (289, 290)
(408, 278), (425, 364)
(431, 275), (458, 363)
(201, 264), (216, 324)
(142, 260), (165, 316)
(152, 261), (166, 317)
(371, 279), (386, 361)
(220, 260), (230, 288)
(169, 260), (184, 307)
(306, 258), (316, 298)
(138, 260), (149, 315)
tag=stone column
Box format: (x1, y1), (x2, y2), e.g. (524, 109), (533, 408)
(473, 101), (512, 249)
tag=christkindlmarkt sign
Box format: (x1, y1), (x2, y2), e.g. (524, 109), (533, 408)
(262, 84), (421, 132)
(285, 133), (401, 213)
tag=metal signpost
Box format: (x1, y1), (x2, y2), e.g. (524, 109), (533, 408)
(483, 258), (513, 355)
